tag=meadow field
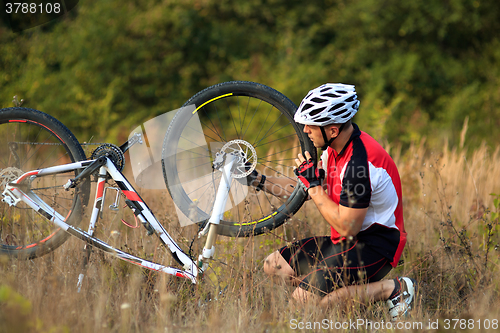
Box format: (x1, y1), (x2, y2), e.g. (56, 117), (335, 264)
(3, 1), (500, 331)
(1, 138), (500, 333)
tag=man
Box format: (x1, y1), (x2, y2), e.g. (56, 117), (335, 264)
(250, 83), (416, 320)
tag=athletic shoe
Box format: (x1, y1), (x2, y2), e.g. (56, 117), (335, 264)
(386, 277), (417, 321)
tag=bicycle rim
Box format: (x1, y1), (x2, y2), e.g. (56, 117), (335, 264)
(0, 108), (88, 259)
(162, 81), (316, 237)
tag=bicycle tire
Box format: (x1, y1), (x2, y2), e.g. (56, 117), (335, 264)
(162, 81), (316, 237)
(0, 107), (89, 259)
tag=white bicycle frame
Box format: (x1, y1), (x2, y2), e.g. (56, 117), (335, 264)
(1, 151), (238, 286)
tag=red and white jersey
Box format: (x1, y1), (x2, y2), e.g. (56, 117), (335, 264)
(322, 123), (406, 267)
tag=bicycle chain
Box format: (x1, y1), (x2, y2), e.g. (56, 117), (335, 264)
(5, 141), (110, 146)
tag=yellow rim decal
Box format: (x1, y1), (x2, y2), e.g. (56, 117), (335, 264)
(236, 211), (278, 226)
(193, 93), (234, 114)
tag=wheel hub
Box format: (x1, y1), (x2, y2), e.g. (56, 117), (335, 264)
(220, 139), (257, 179)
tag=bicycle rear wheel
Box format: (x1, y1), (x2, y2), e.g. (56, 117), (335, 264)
(162, 81), (316, 237)
(0, 107), (89, 259)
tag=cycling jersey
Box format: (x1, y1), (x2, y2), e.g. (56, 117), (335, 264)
(321, 123), (406, 267)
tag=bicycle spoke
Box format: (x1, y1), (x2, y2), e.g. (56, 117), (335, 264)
(240, 96), (252, 138)
(253, 108), (283, 148)
(254, 130), (296, 149)
(227, 96), (240, 139)
(242, 99), (262, 139)
(251, 103), (274, 148)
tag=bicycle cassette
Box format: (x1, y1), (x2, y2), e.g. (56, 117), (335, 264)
(90, 143), (125, 172)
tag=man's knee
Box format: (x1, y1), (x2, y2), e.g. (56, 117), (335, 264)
(292, 287), (319, 304)
(264, 250), (295, 277)
(263, 251), (281, 275)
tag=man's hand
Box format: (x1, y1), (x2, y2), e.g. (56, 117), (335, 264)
(235, 161), (266, 190)
(294, 151), (324, 190)
(235, 161), (259, 186)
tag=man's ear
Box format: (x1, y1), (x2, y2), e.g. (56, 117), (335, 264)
(326, 124), (339, 137)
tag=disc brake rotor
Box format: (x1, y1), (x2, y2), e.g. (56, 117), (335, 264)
(219, 139), (257, 179)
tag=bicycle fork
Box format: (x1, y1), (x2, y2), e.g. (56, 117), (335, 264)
(197, 153), (237, 274)
(77, 167), (109, 292)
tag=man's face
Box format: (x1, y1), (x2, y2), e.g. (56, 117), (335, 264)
(303, 124), (325, 148)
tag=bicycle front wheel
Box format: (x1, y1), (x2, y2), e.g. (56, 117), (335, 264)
(162, 81), (316, 237)
(0, 107), (89, 259)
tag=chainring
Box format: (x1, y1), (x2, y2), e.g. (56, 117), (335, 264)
(90, 143), (125, 172)
(0, 167), (23, 188)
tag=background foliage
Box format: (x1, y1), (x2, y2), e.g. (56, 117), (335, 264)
(1, 1), (500, 331)
(1, 0), (499, 147)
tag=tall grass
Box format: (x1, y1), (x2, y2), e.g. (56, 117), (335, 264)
(1, 140), (500, 332)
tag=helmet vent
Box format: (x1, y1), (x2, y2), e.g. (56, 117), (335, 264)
(322, 93), (341, 98)
(315, 117), (331, 123)
(309, 107), (327, 116)
(330, 103), (345, 111)
(302, 103), (314, 111)
(332, 109), (347, 116)
(311, 97), (327, 103)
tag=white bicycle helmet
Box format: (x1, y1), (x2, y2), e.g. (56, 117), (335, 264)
(294, 83), (360, 126)
(294, 83), (360, 150)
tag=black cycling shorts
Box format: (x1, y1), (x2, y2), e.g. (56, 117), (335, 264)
(279, 236), (392, 296)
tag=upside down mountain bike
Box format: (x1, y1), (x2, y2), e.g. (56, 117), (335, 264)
(0, 81), (316, 286)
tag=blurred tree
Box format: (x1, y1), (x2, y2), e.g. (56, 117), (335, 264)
(0, 0), (498, 149)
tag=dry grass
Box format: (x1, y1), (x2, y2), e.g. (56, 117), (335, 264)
(1, 141), (500, 333)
